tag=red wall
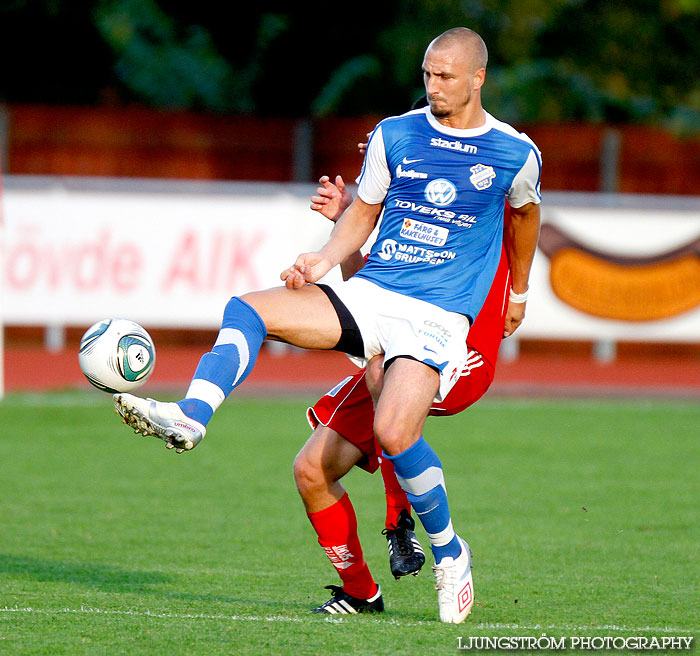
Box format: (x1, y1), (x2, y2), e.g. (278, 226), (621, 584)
(6, 104), (700, 194)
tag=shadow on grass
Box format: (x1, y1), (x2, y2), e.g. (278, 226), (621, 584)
(0, 554), (309, 610)
(0, 553), (171, 592)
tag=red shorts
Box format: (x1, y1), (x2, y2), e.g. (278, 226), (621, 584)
(306, 351), (494, 473)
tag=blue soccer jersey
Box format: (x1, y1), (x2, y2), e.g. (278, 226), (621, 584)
(354, 106), (541, 321)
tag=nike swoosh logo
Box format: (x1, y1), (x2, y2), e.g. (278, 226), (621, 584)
(423, 346), (438, 354)
(417, 504), (440, 515)
(403, 157), (423, 165)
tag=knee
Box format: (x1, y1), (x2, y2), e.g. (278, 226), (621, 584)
(374, 407), (424, 456)
(293, 448), (326, 497)
(373, 414), (404, 456)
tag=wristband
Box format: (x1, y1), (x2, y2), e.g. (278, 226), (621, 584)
(509, 288), (529, 303)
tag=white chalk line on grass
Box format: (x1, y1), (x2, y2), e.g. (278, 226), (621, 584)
(0, 606), (694, 634)
(5, 393), (697, 410)
(0, 605), (304, 624)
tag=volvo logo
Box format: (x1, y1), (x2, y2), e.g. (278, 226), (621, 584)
(424, 179), (457, 206)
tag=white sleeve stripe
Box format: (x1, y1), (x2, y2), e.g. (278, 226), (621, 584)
(357, 125), (391, 205)
(508, 148), (542, 208)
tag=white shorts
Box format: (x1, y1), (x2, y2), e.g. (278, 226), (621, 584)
(324, 277), (470, 401)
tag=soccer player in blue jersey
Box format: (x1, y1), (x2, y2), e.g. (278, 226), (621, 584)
(298, 173), (515, 616)
(114, 27), (541, 624)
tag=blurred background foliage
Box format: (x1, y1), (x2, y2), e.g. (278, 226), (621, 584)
(1, 0), (699, 132)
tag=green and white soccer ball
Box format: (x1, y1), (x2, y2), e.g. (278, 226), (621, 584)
(78, 319), (156, 393)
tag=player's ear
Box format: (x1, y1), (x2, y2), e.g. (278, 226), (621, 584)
(473, 68), (486, 90)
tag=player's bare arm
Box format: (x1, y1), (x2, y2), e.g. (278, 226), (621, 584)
(503, 201), (541, 337)
(310, 175), (366, 280)
(281, 196), (382, 289)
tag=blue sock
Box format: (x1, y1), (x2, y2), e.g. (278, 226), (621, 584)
(177, 297), (266, 426)
(383, 437), (461, 563)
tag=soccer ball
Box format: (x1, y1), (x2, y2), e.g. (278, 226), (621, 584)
(78, 319), (156, 393)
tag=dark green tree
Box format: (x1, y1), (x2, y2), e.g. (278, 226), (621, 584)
(0, 0), (698, 132)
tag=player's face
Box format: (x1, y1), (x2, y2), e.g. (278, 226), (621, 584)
(422, 46), (481, 119)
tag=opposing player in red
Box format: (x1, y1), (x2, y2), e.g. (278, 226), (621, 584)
(295, 174), (522, 614)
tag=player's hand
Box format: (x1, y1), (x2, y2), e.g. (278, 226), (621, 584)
(280, 252), (333, 289)
(503, 299), (526, 337)
(310, 175), (352, 222)
(357, 132), (371, 155)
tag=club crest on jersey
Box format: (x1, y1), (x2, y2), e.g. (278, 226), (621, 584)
(469, 164), (496, 190)
(424, 178), (457, 206)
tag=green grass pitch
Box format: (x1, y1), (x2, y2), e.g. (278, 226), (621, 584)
(1, 392), (698, 654)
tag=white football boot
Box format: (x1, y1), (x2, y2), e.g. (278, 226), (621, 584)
(114, 393), (205, 453)
(432, 537), (474, 623)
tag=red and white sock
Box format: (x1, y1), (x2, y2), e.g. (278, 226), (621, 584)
(307, 493), (377, 600)
(377, 444), (412, 530)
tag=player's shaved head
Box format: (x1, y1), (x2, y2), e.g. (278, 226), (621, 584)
(421, 27), (489, 127)
(428, 27), (488, 72)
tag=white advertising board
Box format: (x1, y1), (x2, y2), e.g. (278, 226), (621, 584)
(521, 193), (700, 342)
(1, 178), (699, 342)
(0, 177), (346, 328)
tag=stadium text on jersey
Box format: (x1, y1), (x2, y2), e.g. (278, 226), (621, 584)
(430, 136), (479, 154)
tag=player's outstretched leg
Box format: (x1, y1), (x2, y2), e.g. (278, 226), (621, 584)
(378, 451), (426, 579)
(384, 437), (473, 623)
(114, 296), (266, 451)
